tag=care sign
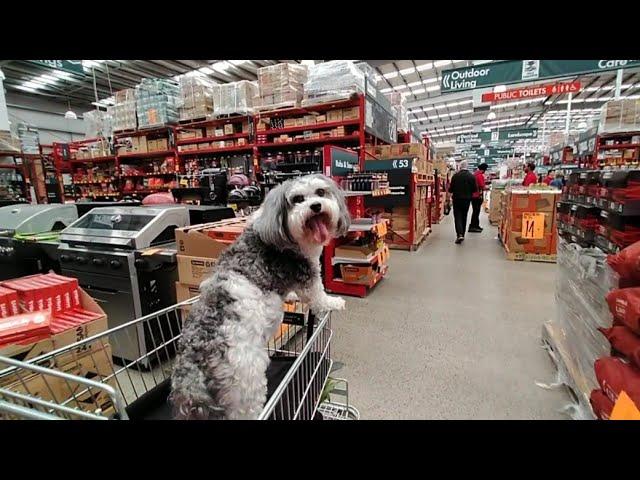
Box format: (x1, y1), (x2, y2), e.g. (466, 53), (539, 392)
(521, 212), (545, 240)
(29, 60), (84, 76)
(481, 81), (581, 103)
(441, 60), (640, 93)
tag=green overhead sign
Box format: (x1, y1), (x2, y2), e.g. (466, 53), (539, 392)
(456, 128), (538, 144)
(441, 60), (640, 93)
(330, 147), (359, 176)
(29, 60), (85, 76)
(472, 147), (514, 156)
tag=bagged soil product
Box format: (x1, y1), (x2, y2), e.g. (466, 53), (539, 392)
(607, 241), (640, 285)
(594, 356), (640, 407)
(590, 389), (615, 420)
(606, 288), (640, 334)
(599, 325), (640, 368)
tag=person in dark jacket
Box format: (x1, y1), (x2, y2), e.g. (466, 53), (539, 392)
(448, 160), (479, 244)
(469, 163), (488, 233)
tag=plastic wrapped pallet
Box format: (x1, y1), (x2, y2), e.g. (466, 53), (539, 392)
(178, 76), (215, 121)
(387, 92), (408, 133)
(83, 110), (113, 139)
(112, 89), (137, 131)
(599, 99), (640, 133)
(553, 238), (618, 397)
(0, 131), (20, 154)
(17, 123), (40, 154)
(302, 61), (365, 106)
(256, 63), (307, 110)
(135, 78), (180, 129)
(212, 80), (258, 116)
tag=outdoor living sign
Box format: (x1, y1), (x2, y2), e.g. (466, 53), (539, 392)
(441, 60), (640, 93)
(456, 128), (538, 144)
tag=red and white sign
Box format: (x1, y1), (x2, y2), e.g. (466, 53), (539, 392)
(481, 81), (581, 103)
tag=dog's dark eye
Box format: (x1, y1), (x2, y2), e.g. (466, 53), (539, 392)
(291, 195), (304, 204)
(316, 188), (325, 197)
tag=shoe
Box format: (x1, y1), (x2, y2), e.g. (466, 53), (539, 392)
(468, 227), (483, 233)
(455, 236), (464, 244)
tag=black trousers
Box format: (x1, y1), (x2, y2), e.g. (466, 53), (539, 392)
(470, 197), (483, 229)
(452, 198), (471, 237)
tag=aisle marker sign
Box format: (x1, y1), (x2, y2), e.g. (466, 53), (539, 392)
(481, 81), (581, 103)
(441, 60), (640, 93)
(521, 213), (545, 240)
(28, 60), (85, 76)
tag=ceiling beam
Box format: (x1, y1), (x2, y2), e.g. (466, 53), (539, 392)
(406, 90), (473, 110)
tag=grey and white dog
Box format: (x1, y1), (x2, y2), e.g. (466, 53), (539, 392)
(170, 174), (350, 420)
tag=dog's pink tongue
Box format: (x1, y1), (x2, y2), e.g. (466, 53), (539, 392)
(308, 216), (329, 243)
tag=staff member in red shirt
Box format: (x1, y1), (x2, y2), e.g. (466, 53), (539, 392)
(469, 163), (488, 233)
(542, 169), (555, 185)
(522, 162), (538, 187)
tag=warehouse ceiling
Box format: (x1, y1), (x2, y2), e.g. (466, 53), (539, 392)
(2, 59), (640, 150)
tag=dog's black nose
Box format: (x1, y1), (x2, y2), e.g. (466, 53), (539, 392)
(310, 202), (322, 213)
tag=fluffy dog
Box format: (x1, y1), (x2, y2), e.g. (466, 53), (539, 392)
(170, 174), (350, 420)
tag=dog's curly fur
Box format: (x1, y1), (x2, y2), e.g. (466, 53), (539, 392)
(170, 174), (350, 420)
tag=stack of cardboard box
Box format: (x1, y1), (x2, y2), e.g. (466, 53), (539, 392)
(0, 274), (114, 416)
(256, 63), (308, 110)
(112, 89), (137, 131)
(600, 99), (640, 134)
(212, 81), (258, 117)
(500, 189), (560, 258)
(178, 76), (215, 121)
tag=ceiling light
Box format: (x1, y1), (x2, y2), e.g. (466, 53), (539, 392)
(383, 71), (398, 79)
(487, 112), (497, 120)
(228, 60), (249, 66)
(15, 85), (38, 93)
(416, 64), (433, 72)
(426, 85), (440, 92)
(64, 110), (77, 120)
(198, 67), (214, 74)
(412, 88), (426, 95)
(399, 67), (416, 76)
(493, 85), (507, 93)
(21, 81), (41, 90)
(433, 60), (452, 68)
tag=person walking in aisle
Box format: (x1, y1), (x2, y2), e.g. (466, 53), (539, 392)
(469, 163), (488, 233)
(448, 160), (478, 244)
(550, 172), (565, 189)
(542, 169), (555, 185)
(522, 162), (538, 187)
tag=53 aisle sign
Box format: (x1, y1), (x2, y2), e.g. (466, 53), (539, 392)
(441, 60), (640, 93)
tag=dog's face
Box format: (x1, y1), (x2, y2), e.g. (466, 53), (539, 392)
(252, 174), (350, 252)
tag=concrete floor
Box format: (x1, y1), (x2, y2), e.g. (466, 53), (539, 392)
(331, 212), (570, 419)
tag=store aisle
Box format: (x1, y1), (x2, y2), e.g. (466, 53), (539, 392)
(331, 213), (569, 419)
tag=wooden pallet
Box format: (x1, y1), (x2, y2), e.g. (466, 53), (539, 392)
(255, 101), (299, 113)
(540, 321), (595, 419)
(504, 248), (557, 263)
(388, 227), (431, 251)
(178, 116), (209, 125)
(213, 112), (253, 120)
(113, 128), (136, 135)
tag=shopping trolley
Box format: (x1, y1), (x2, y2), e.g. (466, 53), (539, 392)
(0, 297), (356, 420)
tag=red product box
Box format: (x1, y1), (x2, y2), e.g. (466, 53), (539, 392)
(0, 286), (19, 318)
(20, 276), (56, 314)
(1, 279), (39, 312)
(45, 273), (80, 309)
(0, 311), (51, 346)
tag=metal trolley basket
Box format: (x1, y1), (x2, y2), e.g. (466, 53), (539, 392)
(0, 297), (355, 420)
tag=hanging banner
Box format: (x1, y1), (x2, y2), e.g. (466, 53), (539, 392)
(441, 60), (640, 93)
(29, 60), (85, 76)
(521, 212), (546, 240)
(456, 128), (538, 144)
(481, 81), (581, 103)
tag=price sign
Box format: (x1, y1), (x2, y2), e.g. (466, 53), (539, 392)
(521, 212), (545, 239)
(610, 391), (640, 420)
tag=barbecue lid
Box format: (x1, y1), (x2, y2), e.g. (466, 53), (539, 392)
(60, 205), (190, 249)
(0, 204), (78, 237)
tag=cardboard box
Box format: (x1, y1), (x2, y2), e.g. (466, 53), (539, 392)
(316, 114), (326, 123)
(155, 138), (168, 151)
(176, 282), (200, 303)
(177, 129), (202, 141)
(504, 231), (554, 255)
(197, 142), (212, 150)
(175, 219), (245, 260)
(283, 118), (297, 128)
(340, 265), (376, 285)
(327, 109), (343, 122)
(510, 191), (558, 213)
(334, 243), (379, 260)
(223, 124), (234, 135)
(146, 139), (158, 151)
(342, 107), (359, 120)
(177, 255), (217, 286)
(214, 129), (224, 137)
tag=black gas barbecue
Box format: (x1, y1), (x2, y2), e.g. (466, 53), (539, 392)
(58, 206), (190, 366)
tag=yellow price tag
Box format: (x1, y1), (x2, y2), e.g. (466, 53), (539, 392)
(521, 212), (545, 240)
(610, 391), (640, 420)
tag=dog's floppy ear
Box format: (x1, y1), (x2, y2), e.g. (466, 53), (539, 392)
(330, 178), (351, 237)
(252, 181), (293, 250)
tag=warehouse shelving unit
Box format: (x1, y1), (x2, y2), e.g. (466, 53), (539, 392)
(0, 151), (30, 204)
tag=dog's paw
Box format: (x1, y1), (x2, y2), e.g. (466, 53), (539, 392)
(323, 295), (346, 311)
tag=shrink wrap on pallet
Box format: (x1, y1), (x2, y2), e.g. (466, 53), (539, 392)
(178, 76), (215, 121)
(302, 61), (364, 106)
(212, 81), (258, 116)
(135, 78), (180, 128)
(112, 89), (137, 131)
(256, 63), (307, 110)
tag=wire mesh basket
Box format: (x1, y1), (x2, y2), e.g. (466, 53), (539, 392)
(0, 296), (337, 420)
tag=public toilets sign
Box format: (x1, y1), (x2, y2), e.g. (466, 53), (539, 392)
(441, 60), (640, 93)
